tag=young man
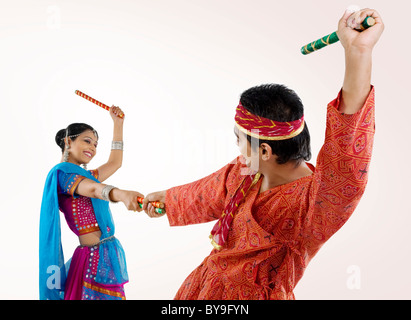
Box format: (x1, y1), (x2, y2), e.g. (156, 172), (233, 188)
(143, 8), (384, 299)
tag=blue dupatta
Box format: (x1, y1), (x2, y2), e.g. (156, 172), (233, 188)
(39, 162), (128, 300)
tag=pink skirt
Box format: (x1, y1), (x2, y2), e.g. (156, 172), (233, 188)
(64, 245), (126, 300)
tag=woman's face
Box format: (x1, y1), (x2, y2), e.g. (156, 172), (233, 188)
(67, 130), (98, 165)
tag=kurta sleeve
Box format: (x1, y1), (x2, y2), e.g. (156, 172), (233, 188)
(165, 158), (242, 226)
(302, 87), (376, 253)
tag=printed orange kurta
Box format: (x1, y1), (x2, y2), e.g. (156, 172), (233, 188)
(165, 88), (375, 300)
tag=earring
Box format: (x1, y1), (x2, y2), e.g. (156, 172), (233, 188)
(63, 147), (69, 162)
(82, 164), (87, 170)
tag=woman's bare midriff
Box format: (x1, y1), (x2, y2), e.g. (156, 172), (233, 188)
(79, 230), (102, 246)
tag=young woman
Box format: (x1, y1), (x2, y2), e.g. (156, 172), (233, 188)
(39, 106), (143, 300)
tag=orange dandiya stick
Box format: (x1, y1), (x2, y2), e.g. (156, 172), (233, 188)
(137, 197), (164, 209)
(75, 90), (124, 119)
(137, 197), (165, 214)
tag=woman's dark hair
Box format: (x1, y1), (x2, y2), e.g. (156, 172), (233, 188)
(55, 123), (98, 153)
(240, 84), (311, 165)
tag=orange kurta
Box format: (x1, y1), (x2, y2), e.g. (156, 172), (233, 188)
(165, 88), (375, 300)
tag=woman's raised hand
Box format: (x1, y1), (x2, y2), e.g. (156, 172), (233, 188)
(110, 105), (125, 122)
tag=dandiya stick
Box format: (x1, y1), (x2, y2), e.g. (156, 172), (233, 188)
(137, 197), (165, 214)
(75, 90), (124, 119)
(301, 16), (375, 55)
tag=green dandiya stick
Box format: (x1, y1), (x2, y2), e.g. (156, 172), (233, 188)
(137, 202), (165, 214)
(301, 16), (375, 55)
(136, 196), (165, 214)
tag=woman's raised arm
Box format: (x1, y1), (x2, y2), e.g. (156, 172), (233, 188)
(97, 106), (125, 182)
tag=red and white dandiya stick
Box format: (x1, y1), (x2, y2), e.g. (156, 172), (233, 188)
(75, 90), (124, 119)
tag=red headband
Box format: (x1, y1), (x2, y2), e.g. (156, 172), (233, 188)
(235, 102), (304, 140)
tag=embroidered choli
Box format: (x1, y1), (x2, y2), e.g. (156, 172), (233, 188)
(57, 169), (101, 236)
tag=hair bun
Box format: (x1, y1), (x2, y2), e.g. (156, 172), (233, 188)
(55, 128), (66, 151)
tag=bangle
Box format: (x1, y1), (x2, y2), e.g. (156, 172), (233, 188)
(101, 185), (118, 203)
(111, 141), (123, 151)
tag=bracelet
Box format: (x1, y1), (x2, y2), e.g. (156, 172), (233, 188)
(111, 141), (123, 151)
(101, 185), (118, 203)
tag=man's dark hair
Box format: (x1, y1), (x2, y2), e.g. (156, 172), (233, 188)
(240, 84), (311, 165)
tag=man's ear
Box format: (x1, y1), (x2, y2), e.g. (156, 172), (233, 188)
(260, 143), (273, 161)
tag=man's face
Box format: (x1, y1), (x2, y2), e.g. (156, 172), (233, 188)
(234, 126), (260, 173)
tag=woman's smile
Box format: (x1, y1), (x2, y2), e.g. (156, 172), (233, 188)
(83, 150), (93, 159)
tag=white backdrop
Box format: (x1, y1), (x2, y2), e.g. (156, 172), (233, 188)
(0, 0), (410, 299)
